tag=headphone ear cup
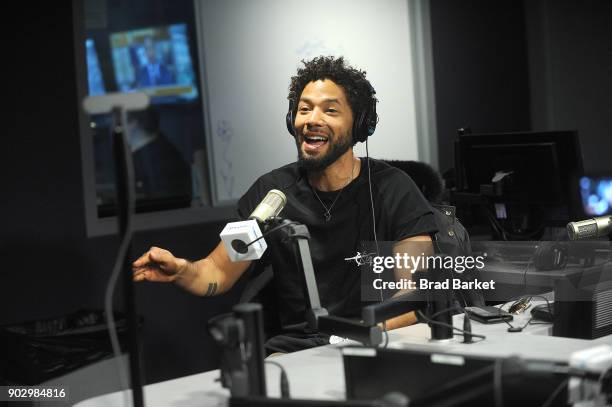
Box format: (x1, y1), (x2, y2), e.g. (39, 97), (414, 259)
(367, 112), (378, 138)
(352, 101), (377, 144)
(352, 111), (366, 144)
(534, 242), (568, 271)
(286, 109), (295, 137)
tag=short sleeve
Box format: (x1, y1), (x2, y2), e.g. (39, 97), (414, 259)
(237, 176), (269, 220)
(378, 168), (438, 241)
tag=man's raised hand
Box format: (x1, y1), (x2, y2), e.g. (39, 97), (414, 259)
(132, 247), (187, 283)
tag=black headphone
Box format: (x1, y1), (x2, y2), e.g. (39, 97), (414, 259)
(533, 242), (568, 271)
(285, 85), (378, 145)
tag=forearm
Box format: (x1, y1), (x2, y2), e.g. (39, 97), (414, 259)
(172, 244), (251, 296)
(173, 257), (228, 296)
(380, 236), (433, 331)
(383, 311), (418, 331)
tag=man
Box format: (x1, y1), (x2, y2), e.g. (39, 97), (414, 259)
(136, 36), (174, 88)
(133, 56), (437, 353)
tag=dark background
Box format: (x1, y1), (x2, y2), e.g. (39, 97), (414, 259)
(4, 0), (611, 384)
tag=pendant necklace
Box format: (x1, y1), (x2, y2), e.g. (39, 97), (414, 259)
(311, 160), (355, 222)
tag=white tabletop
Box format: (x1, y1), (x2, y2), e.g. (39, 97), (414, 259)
(74, 306), (612, 407)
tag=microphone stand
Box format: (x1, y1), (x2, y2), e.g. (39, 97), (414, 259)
(266, 218), (458, 344)
(360, 257), (455, 342)
(82, 93), (150, 407)
(111, 106), (145, 407)
(268, 218), (384, 346)
(208, 303), (267, 397)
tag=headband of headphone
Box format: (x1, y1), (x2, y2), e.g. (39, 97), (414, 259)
(285, 84), (377, 145)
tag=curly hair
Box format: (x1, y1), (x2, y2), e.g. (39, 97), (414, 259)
(288, 56), (377, 117)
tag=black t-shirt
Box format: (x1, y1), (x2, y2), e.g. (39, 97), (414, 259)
(237, 158), (437, 352)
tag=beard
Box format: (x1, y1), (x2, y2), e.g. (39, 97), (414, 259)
(296, 130), (352, 172)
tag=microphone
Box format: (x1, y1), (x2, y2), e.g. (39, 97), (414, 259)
(567, 216), (612, 240)
(220, 190), (287, 262)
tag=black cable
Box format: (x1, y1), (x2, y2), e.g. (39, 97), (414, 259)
(493, 298), (522, 329)
(462, 310), (474, 343)
(104, 109), (136, 406)
(365, 141), (379, 259)
(451, 333), (485, 343)
(265, 360), (290, 398)
(429, 305), (464, 320)
(416, 310), (486, 340)
(381, 321), (389, 348)
(495, 294), (554, 332)
(540, 377), (569, 407)
(483, 205), (545, 241)
(428, 304), (479, 343)
(365, 140), (390, 350)
(244, 220), (299, 249)
(521, 256), (534, 296)
(483, 207), (509, 241)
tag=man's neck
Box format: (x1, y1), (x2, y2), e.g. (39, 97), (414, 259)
(309, 150), (361, 192)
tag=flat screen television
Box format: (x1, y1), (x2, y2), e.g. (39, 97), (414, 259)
(454, 131), (584, 237)
(109, 23), (199, 104)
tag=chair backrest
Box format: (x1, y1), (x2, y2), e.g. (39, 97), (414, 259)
(431, 204), (484, 306)
(384, 159), (484, 306)
(239, 263), (274, 304)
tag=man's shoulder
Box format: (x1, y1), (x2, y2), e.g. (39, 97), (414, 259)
(366, 158), (415, 188)
(238, 162), (301, 218)
(254, 162), (301, 190)
(245, 163), (300, 195)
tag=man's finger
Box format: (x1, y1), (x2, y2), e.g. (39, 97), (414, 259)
(132, 251), (153, 268)
(133, 272), (146, 282)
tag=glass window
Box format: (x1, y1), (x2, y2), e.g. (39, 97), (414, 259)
(81, 0), (209, 217)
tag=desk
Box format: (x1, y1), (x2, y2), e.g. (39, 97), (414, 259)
(75, 308), (612, 407)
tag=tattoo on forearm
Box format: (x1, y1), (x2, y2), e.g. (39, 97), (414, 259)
(205, 282), (218, 296)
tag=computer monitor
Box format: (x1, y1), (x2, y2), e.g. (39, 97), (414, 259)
(343, 347), (568, 406)
(454, 131), (584, 237)
(109, 23), (199, 104)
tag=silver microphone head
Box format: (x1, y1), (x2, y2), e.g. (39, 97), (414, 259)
(567, 216), (612, 240)
(249, 189), (287, 223)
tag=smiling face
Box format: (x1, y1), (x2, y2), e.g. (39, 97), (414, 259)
(294, 79), (354, 171)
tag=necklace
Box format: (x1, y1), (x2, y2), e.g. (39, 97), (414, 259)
(311, 160), (355, 222)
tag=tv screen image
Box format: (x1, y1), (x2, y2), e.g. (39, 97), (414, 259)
(109, 23), (199, 103)
(580, 176), (612, 216)
(86, 38), (106, 96)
